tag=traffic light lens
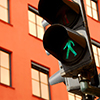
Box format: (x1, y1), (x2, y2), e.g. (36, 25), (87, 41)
(62, 39), (85, 65)
(56, 7), (80, 28)
(63, 40), (77, 59)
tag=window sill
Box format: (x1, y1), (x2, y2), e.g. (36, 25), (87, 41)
(0, 19), (13, 27)
(29, 33), (43, 42)
(32, 94), (45, 100)
(87, 15), (100, 23)
(0, 83), (15, 90)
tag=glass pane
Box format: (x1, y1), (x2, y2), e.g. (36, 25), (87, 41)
(41, 83), (49, 100)
(98, 48), (100, 56)
(87, 6), (92, 17)
(94, 55), (99, 67)
(29, 21), (36, 36)
(86, 0), (91, 6)
(68, 93), (75, 100)
(0, 51), (9, 69)
(76, 97), (81, 100)
(76, 95), (82, 100)
(99, 56), (100, 67)
(1, 67), (10, 86)
(40, 72), (48, 84)
(93, 10), (98, 20)
(0, 6), (8, 22)
(92, 45), (97, 54)
(36, 15), (43, 27)
(32, 80), (40, 97)
(31, 68), (39, 81)
(91, 1), (97, 10)
(28, 10), (35, 23)
(0, 0), (8, 8)
(37, 26), (44, 40)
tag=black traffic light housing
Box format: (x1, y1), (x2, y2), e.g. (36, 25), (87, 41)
(43, 24), (94, 77)
(43, 24), (86, 64)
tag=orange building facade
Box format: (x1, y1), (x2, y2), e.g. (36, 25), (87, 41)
(0, 0), (100, 100)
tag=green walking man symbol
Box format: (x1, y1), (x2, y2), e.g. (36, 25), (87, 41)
(63, 40), (77, 59)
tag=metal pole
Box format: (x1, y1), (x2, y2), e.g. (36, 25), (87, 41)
(79, 0), (99, 87)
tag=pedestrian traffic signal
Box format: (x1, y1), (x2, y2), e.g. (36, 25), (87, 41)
(43, 23), (93, 77)
(62, 39), (78, 61)
(38, 0), (98, 78)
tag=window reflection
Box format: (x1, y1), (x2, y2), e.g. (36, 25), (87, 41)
(86, 0), (98, 20)
(92, 44), (100, 67)
(31, 65), (49, 100)
(0, 0), (9, 22)
(0, 50), (11, 86)
(28, 9), (44, 40)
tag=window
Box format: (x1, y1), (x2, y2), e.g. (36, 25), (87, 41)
(0, 50), (11, 86)
(92, 44), (100, 67)
(31, 62), (50, 100)
(86, 0), (98, 20)
(28, 6), (44, 40)
(0, 0), (10, 23)
(68, 93), (82, 100)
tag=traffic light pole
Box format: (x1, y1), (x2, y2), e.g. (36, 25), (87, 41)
(74, 0), (100, 98)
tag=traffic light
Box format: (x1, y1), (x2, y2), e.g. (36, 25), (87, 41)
(43, 24), (92, 77)
(38, 0), (96, 78)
